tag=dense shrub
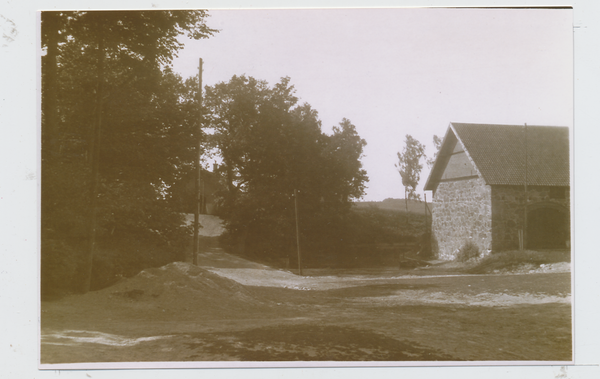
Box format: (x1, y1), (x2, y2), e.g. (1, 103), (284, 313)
(219, 202), (432, 269)
(41, 221), (190, 297)
(89, 226), (189, 290)
(455, 240), (480, 262)
(346, 206), (427, 245)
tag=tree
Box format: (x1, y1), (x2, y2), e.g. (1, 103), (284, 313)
(203, 75), (368, 261)
(426, 134), (443, 168)
(396, 135), (426, 200)
(41, 11), (217, 294)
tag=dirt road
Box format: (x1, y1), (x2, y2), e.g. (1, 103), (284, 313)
(41, 248), (571, 365)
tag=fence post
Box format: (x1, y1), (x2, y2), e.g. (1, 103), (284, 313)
(294, 189), (302, 276)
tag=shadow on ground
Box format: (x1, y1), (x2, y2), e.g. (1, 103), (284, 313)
(183, 324), (456, 361)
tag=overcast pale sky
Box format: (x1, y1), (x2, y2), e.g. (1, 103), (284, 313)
(171, 8), (573, 202)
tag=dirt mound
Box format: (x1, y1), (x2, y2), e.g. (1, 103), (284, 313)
(44, 262), (267, 322)
(106, 262), (257, 306)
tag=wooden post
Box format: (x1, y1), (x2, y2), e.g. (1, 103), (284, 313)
(193, 58), (203, 266)
(202, 179), (206, 214)
(424, 193), (428, 255)
(294, 189), (302, 276)
(405, 187), (408, 228)
(518, 229), (524, 251)
(424, 193), (427, 236)
(523, 123), (528, 251)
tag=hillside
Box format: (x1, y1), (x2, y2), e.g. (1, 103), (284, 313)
(353, 198), (432, 215)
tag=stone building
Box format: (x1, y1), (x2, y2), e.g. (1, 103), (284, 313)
(424, 123), (570, 260)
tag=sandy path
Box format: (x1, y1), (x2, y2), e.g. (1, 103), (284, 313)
(197, 249), (571, 307)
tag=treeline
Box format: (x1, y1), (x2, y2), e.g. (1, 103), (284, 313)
(41, 11), (370, 296)
(41, 11), (217, 296)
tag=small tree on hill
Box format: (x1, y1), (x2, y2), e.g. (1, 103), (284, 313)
(396, 134), (425, 200)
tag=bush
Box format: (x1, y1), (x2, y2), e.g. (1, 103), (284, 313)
(455, 240), (480, 262)
(466, 250), (570, 274)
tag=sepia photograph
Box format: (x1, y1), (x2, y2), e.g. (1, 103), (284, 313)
(38, 7), (573, 367)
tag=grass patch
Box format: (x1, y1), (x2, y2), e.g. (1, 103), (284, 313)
(466, 250), (570, 274)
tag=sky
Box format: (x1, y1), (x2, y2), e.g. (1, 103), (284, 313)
(170, 8), (573, 202)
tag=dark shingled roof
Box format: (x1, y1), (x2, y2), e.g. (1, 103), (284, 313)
(426, 123), (570, 189)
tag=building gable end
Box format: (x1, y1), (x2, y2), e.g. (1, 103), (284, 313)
(424, 124), (484, 191)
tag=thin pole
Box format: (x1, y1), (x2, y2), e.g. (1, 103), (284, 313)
(294, 189), (302, 276)
(424, 193), (427, 235)
(523, 123), (528, 251)
(193, 58), (203, 265)
(405, 187), (408, 228)
(423, 193), (428, 256)
(43, 13), (59, 157)
(84, 25), (105, 293)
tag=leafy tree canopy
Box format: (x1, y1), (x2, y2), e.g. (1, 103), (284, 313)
(42, 10), (217, 64)
(203, 75), (368, 260)
(41, 11), (216, 294)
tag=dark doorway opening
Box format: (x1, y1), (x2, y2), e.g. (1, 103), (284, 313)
(527, 207), (569, 249)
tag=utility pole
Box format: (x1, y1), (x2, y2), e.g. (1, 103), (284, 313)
(294, 189), (303, 276)
(522, 123), (528, 251)
(405, 187), (409, 228)
(193, 58), (203, 265)
(424, 193), (431, 256)
(424, 193), (428, 236)
(83, 22), (105, 293)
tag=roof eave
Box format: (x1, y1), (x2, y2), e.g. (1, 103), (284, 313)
(424, 124), (453, 191)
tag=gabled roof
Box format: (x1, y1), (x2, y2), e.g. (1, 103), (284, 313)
(424, 122), (570, 190)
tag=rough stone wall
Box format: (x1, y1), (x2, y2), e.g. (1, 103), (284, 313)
(431, 177), (492, 260)
(491, 186), (570, 251)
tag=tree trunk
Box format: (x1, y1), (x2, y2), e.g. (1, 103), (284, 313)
(82, 22), (105, 293)
(42, 12), (59, 157)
